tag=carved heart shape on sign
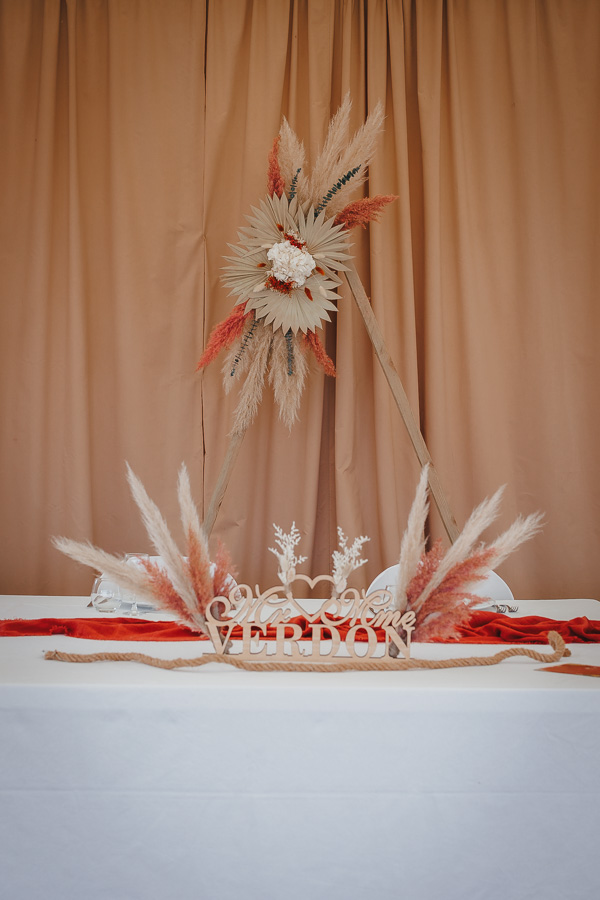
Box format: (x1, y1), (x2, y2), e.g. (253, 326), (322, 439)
(214, 573), (374, 627)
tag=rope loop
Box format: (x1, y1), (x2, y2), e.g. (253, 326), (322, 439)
(44, 631), (569, 672)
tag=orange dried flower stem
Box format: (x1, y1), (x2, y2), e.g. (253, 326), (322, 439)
(334, 195), (398, 230)
(196, 304), (252, 371)
(303, 329), (336, 377)
(267, 135), (286, 198)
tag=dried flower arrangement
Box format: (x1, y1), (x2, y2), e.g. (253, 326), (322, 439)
(53, 465), (235, 636)
(269, 522), (307, 597)
(393, 467), (544, 642)
(266, 522), (369, 602)
(331, 527), (370, 599)
(197, 94), (396, 432)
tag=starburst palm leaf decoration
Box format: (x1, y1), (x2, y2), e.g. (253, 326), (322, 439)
(223, 197), (350, 335)
(198, 94), (396, 432)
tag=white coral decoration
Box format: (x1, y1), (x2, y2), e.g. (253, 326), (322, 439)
(331, 527), (370, 595)
(267, 239), (316, 286)
(269, 522), (307, 589)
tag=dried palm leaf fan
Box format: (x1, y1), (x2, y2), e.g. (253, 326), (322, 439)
(199, 95), (459, 544)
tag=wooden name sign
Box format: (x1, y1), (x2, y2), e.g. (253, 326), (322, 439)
(205, 574), (415, 662)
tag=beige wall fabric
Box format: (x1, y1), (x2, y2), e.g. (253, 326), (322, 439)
(1, 0), (599, 600)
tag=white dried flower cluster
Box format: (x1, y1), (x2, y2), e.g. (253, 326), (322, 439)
(331, 527), (370, 594)
(267, 239), (316, 286)
(269, 522), (307, 587)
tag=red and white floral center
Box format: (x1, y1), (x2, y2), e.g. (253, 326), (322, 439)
(267, 238), (316, 288)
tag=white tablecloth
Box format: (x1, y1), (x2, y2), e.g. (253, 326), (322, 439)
(1, 595), (600, 900)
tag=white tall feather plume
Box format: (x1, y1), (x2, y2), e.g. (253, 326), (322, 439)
(412, 486), (505, 612)
(326, 101), (386, 216)
(52, 537), (158, 605)
(268, 331), (308, 430)
(177, 464), (208, 554)
(278, 118), (308, 202)
(125, 464), (197, 613)
(231, 323), (273, 434)
(394, 465), (430, 612)
(487, 512), (544, 570)
(308, 94), (353, 204)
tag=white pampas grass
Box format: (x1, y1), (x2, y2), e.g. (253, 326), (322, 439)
(278, 118), (308, 202)
(231, 322), (273, 434)
(330, 101), (385, 214)
(52, 537), (158, 605)
(390, 470), (544, 642)
(177, 464), (207, 553)
(309, 95), (353, 204)
(125, 464), (198, 613)
(268, 330), (308, 430)
(486, 512), (545, 570)
(412, 485), (505, 612)
(307, 96), (386, 216)
(394, 465), (430, 612)
(52, 465), (242, 637)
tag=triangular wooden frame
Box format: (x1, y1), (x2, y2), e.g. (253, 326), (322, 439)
(202, 263), (460, 544)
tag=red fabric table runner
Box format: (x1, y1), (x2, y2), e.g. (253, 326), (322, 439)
(2, 611), (600, 644)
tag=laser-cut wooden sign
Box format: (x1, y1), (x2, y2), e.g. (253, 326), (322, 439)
(205, 574), (415, 662)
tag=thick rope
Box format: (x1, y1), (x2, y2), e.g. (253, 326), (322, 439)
(44, 631), (569, 672)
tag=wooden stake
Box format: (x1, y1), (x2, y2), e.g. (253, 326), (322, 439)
(344, 264), (460, 544)
(202, 427), (246, 538)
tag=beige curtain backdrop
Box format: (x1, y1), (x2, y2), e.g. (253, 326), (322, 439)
(1, 0), (599, 600)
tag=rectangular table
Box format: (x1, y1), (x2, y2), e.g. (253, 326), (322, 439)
(1, 595), (599, 900)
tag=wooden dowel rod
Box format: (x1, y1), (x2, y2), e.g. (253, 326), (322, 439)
(202, 428), (246, 539)
(344, 264), (460, 544)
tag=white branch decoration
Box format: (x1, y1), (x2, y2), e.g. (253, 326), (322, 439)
(269, 523), (307, 595)
(331, 527), (370, 598)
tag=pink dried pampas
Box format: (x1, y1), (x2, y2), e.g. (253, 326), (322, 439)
(394, 468), (544, 641)
(53, 464), (236, 635)
(334, 195), (397, 231)
(196, 305), (252, 372)
(267, 135), (286, 198)
(212, 540), (237, 599)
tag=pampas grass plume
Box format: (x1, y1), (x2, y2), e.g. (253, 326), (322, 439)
(52, 537), (157, 605)
(196, 304), (251, 371)
(278, 118), (307, 200)
(334, 195), (397, 230)
(309, 94), (353, 204)
(231, 322), (273, 434)
(268, 331), (308, 430)
(394, 465), (430, 612)
(487, 512), (544, 569)
(125, 464), (197, 613)
(412, 486), (505, 611)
